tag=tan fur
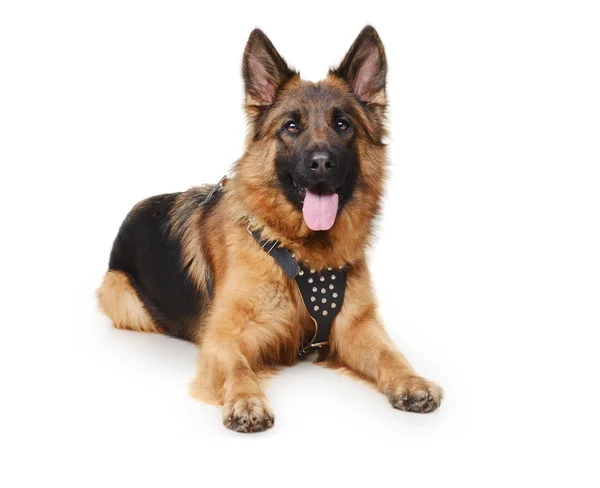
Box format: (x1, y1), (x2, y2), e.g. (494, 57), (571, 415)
(97, 270), (160, 333)
(170, 187), (214, 305)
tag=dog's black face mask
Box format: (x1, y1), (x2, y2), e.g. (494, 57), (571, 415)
(273, 84), (362, 231)
(243, 27), (387, 231)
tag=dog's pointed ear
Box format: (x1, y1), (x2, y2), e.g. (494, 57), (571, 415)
(332, 26), (387, 104)
(243, 29), (296, 106)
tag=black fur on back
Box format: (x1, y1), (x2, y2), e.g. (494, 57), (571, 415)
(108, 187), (221, 341)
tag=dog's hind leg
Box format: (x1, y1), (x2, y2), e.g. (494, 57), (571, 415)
(97, 270), (160, 334)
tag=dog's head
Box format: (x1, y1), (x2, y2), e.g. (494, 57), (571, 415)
(235, 26), (387, 254)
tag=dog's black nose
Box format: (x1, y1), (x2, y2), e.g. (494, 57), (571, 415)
(308, 151), (336, 176)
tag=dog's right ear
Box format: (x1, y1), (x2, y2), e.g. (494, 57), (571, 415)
(243, 29), (296, 106)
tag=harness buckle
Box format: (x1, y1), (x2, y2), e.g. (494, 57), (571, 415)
(297, 341), (328, 358)
(247, 219), (279, 254)
(264, 240), (279, 254)
(246, 218), (255, 236)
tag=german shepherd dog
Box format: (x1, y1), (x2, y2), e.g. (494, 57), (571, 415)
(98, 26), (442, 433)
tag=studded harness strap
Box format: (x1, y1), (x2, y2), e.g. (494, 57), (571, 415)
(247, 222), (348, 357)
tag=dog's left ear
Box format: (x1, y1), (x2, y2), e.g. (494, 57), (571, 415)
(332, 26), (387, 104)
(243, 29), (297, 106)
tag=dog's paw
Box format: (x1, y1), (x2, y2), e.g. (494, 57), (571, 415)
(387, 376), (443, 413)
(222, 394), (275, 433)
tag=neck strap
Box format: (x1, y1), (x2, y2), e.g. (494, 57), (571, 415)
(246, 222), (300, 279)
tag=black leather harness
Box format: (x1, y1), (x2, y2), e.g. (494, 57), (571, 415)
(248, 222), (348, 357)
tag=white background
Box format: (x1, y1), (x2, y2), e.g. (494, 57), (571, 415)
(1, 1), (599, 486)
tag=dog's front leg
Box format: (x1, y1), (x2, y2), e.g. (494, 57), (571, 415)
(330, 263), (443, 413)
(195, 308), (275, 433)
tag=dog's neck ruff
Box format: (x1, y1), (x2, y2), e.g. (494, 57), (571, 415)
(247, 221), (348, 358)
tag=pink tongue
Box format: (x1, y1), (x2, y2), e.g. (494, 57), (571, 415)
(302, 190), (339, 231)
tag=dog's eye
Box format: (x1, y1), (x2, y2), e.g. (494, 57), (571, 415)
(335, 118), (350, 131)
(284, 120), (299, 133)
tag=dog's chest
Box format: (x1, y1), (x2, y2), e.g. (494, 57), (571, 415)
(236, 225), (350, 354)
(250, 265), (348, 345)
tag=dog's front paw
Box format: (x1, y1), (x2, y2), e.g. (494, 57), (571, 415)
(222, 394), (275, 433)
(387, 376), (443, 413)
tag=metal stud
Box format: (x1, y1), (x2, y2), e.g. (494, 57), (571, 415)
(310, 269), (315, 273)
(314, 306), (319, 311)
(322, 310), (328, 316)
(329, 284), (334, 290)
(331, 303), (336, 308)
(311, 296), (316, 302)
(327, 267), (332, 271)
(320, 276), (325, 282)
(308, 278), (313, 283)
(312, 287), (317, 292)
(331, 274), (336, 280)
(321, 298), (327, 304)
(333, 292), (338, 298)
(299, 270), (304, 276)
(321, 288), (326, 294)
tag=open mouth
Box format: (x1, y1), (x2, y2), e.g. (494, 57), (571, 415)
(292, 180), (340, 231)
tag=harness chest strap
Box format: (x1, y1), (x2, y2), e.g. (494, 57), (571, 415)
(248, 223), (348, 357)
